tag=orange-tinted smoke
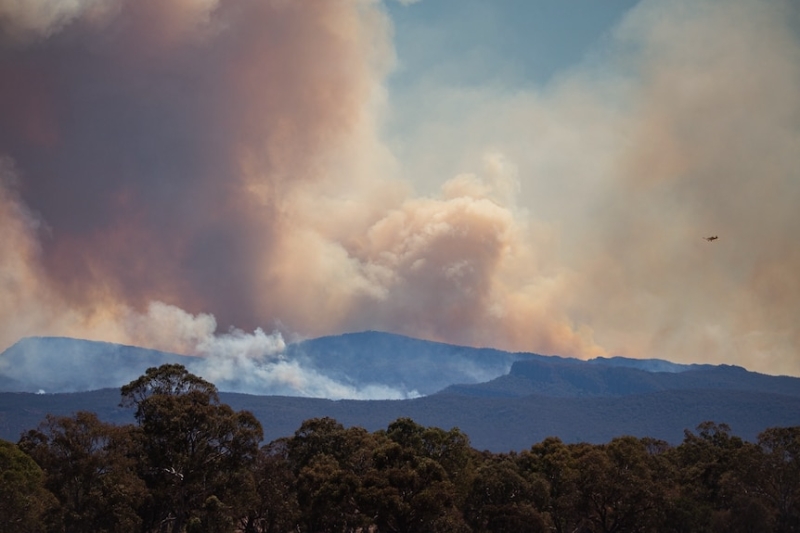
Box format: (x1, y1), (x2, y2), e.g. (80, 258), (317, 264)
(0, 0), (395, 346)
(1, 0), (799, 379)
(564, 0), (800, 373)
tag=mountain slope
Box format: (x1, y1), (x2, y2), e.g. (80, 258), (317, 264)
(0, 332), (541, 397)
(443, 358), (800, 398)
(2, 331), (708, 397)
(3, 387), (800, 452)
(0, 337), (192, 393)
(283, 331), (541, 395)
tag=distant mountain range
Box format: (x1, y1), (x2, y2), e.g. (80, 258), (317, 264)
(0, 332), (703, 396)
(1, 332), (799, 451)
(0, 332), (541, 397)
(0, 337), (190, 393)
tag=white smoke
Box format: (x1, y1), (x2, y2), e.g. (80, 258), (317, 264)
(0, 0), (118, 39)
(123, 301), (419, 399)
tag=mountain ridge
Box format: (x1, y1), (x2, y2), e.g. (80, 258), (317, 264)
(2, 331), (800, 451)
(442, 357), (800, 398)
(0, 331), (739, 397)
(2, 387), (799, 452)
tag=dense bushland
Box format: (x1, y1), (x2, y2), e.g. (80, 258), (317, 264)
(2, 364), (799, 532)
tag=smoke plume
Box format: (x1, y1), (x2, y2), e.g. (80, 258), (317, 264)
(1, 0), (799, 387)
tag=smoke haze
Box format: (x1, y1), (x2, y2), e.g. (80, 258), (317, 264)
(1, 0), (799, 386)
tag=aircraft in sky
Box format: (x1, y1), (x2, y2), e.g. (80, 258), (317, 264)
(703, 235), (719, 242)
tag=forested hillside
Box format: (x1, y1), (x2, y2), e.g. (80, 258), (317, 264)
(2, 364), (799, 533)
(4, 385), (800, 451)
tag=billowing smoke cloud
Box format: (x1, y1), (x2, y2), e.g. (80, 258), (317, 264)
(0, 0), (410, 396)
(0, 0), (118, 40)
(385, 0), (800, 374)
(121, 301), (418, 399)
(1, 0), (799, 389)
(578, 0), (800, 374)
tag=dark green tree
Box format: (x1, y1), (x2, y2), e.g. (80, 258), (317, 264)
(120, 364), (263, 533)
(731, 426), (800, 532)
(361, 418), (471, 533)
(521, 437), (581, 533)
(757, 426), (800, 531)
(667, 421), (747, 532)
(240, 439), (300, 533)
(0, 439), (56, 533)
(287, 417), (376, 532)
(18, 412), (145, 533)
(463, 452), (548, 533)
(714, 443), (775, 533)
(571, 436), (671, 532)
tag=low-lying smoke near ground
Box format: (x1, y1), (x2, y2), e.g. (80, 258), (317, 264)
(0, 330), (425, 399)
(1, 0), (799, 390)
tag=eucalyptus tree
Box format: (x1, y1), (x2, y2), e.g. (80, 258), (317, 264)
(240, 439), (300, 533)
(668, 421), (747, 532)
(731, 426), (800, 532)
(521, 437), (581, 533)
(287, 417), (377, 533)
(120, 364), (263, 533)
(570, 436), (671, 532)
(0, 439), (56, 533)
(360, 418), (472, 533)
(463, 452), (548, 533)
(18, 412), (144, 533)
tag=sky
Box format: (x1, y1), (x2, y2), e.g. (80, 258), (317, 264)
(1, 0), (799, 383)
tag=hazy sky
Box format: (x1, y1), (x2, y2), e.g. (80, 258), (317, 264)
(1, 0), (799, 378)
